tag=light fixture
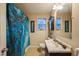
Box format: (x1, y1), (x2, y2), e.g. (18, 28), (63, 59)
(52, 4), (63, 10)
(52, 5), (57, 10)
(58, 5), (63, 10)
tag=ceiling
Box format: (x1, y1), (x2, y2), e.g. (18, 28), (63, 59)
(24, 3), (53, 13)
(15, 3), (72, 14)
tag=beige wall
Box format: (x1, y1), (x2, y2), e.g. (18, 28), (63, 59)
(72, 4), (79, 48)
(0, 4), (6, 55)
(28, 13), (50, 46)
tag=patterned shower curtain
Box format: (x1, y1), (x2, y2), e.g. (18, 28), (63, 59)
(6, 3), (30, 56)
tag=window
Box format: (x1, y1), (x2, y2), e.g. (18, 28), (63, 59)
(56, 18), (61, 30)
(38, 18), (46, 30)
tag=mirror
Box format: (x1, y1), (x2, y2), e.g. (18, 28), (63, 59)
(55, 3), (72, 39)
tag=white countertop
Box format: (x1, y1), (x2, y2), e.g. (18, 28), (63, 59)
(45, 39), (71, 53)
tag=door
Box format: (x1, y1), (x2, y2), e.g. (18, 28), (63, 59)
(0, 3), (7, 56)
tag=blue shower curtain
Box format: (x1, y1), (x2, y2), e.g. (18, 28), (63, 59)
(6, 3), (30, 56)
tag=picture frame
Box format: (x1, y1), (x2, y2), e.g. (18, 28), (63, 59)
(65, 21), (69, 32)
(30, 21), (35, 33)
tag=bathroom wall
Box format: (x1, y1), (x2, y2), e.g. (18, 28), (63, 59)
(0, 4), (6, 56)
(28, 13), (50, 46)
(72, 3), (79, 48)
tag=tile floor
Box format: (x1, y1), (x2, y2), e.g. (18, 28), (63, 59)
(25, 46), (45, 56)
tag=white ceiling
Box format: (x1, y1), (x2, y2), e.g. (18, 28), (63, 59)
(15, 3), (72, 14)
(25, 3), (53, 13)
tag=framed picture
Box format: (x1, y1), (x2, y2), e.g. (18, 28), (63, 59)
(65, 21), (69, 32)
(30, 21), (35, 33)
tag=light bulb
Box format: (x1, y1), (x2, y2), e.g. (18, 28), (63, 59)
(52, 5), (63, 10)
